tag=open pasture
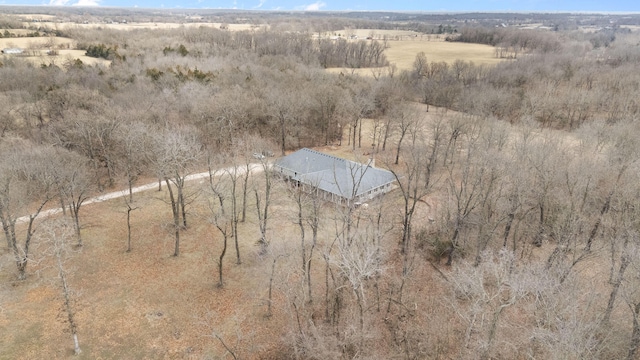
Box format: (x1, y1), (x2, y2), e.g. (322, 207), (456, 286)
(0, 36), (110, 67)
(327, 27), (501, 76)
(385, 38), (502, 67)
(0, 36), (74, 49)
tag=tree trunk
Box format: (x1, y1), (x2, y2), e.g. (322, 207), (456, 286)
(126, 207), (133, 252)
(231, 178), (241, 265)
(218, 232), (227, 287)
(355, 289), (365, 351)
(307, 227), (317, 303)
(533, 204), (545, 247)
(280, 115), (286, 156)
(502, 212), (515, 248)
(178, 178), (187, 229)
(267, 257), (278, 317)
(296, 194), (307, 297)
(446, 223), (461, 266)
(128, 174), (134, 202)
(165, 179), (181, 257)
(241, 168), (249, 223)
(324, 254), (330, 321)
(585, 191), (612, 252)
(57, 252), (81, 355)
(71, 203), (82, 247)
(628, 302), (640, 360)
(358, 119), (362, 148)
(16, 258), (27, 280)
(603, 252), (630, 325)
(352, 123), (357, 150)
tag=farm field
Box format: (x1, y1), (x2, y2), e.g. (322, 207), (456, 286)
(0, 36), (74, 49)
(385, 38), (501, 67)
(0, 36), (111, 66)
(327, 30), (501, 75)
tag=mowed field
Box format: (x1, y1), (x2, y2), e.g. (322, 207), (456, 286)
(326, 28), (502, 76)
(0, 36), (111, 66)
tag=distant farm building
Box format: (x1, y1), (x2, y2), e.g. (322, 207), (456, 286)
(1, 48), (24, 55)
(274, 148), (396, 206)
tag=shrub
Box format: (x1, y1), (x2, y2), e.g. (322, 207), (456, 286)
(85, 44), (123, 61)
(415, 227), (453, 260)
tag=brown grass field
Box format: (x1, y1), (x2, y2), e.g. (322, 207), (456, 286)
(384, 39), (501, 67)
(0, 36), (111, 67)
(326, 29), (502, 76)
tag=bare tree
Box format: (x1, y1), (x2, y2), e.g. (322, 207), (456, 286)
(49, 109), (120, 190)
(38, 219), (82, 355)
(122, 196), (139, 253)
(389, 102), (422, 165)
(53, 149), (93, 246)
(254, 155), (273, 255)
(207, 158), (232, 287)
(345, 82), (374, 150)
(288, 175), (322, 302)
(0, 140), (58, 279)
(153, 127), (202, 257)
(386, 115), (443, 271)
(444, 121), (493, 266)
(333, 224), (385, 352)
(114, 121), (153, 202)
(265, 84), (304, 156)
(219, 158), (244, 265)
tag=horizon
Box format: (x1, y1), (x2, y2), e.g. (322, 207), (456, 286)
(0, 1), (638, 13)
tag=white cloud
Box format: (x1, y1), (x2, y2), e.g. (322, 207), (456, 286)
(253, 0), (266, 8)
(73, 0), (100, 5)
(49, 0), (70, 5)
(304, 1), (326, 11)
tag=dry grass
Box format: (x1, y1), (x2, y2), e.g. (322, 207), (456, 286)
(0, 36), (74, 49)
(0, 36), (110, 67)
(1, 102), (622, 358)
(0, 111), (458, 358)
(386, 39), (501, 67)
(0, 184), (292, 359)
(327, 34), (502, 76)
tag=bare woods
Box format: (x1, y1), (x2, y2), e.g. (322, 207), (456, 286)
(2, 9), (640, 359)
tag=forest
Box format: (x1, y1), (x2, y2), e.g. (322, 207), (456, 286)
(2, 8), (640, 359)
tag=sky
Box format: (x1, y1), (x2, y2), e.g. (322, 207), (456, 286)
(1, 0), (638, 12)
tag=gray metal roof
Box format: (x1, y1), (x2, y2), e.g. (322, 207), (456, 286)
(274, 148), (396, 200)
